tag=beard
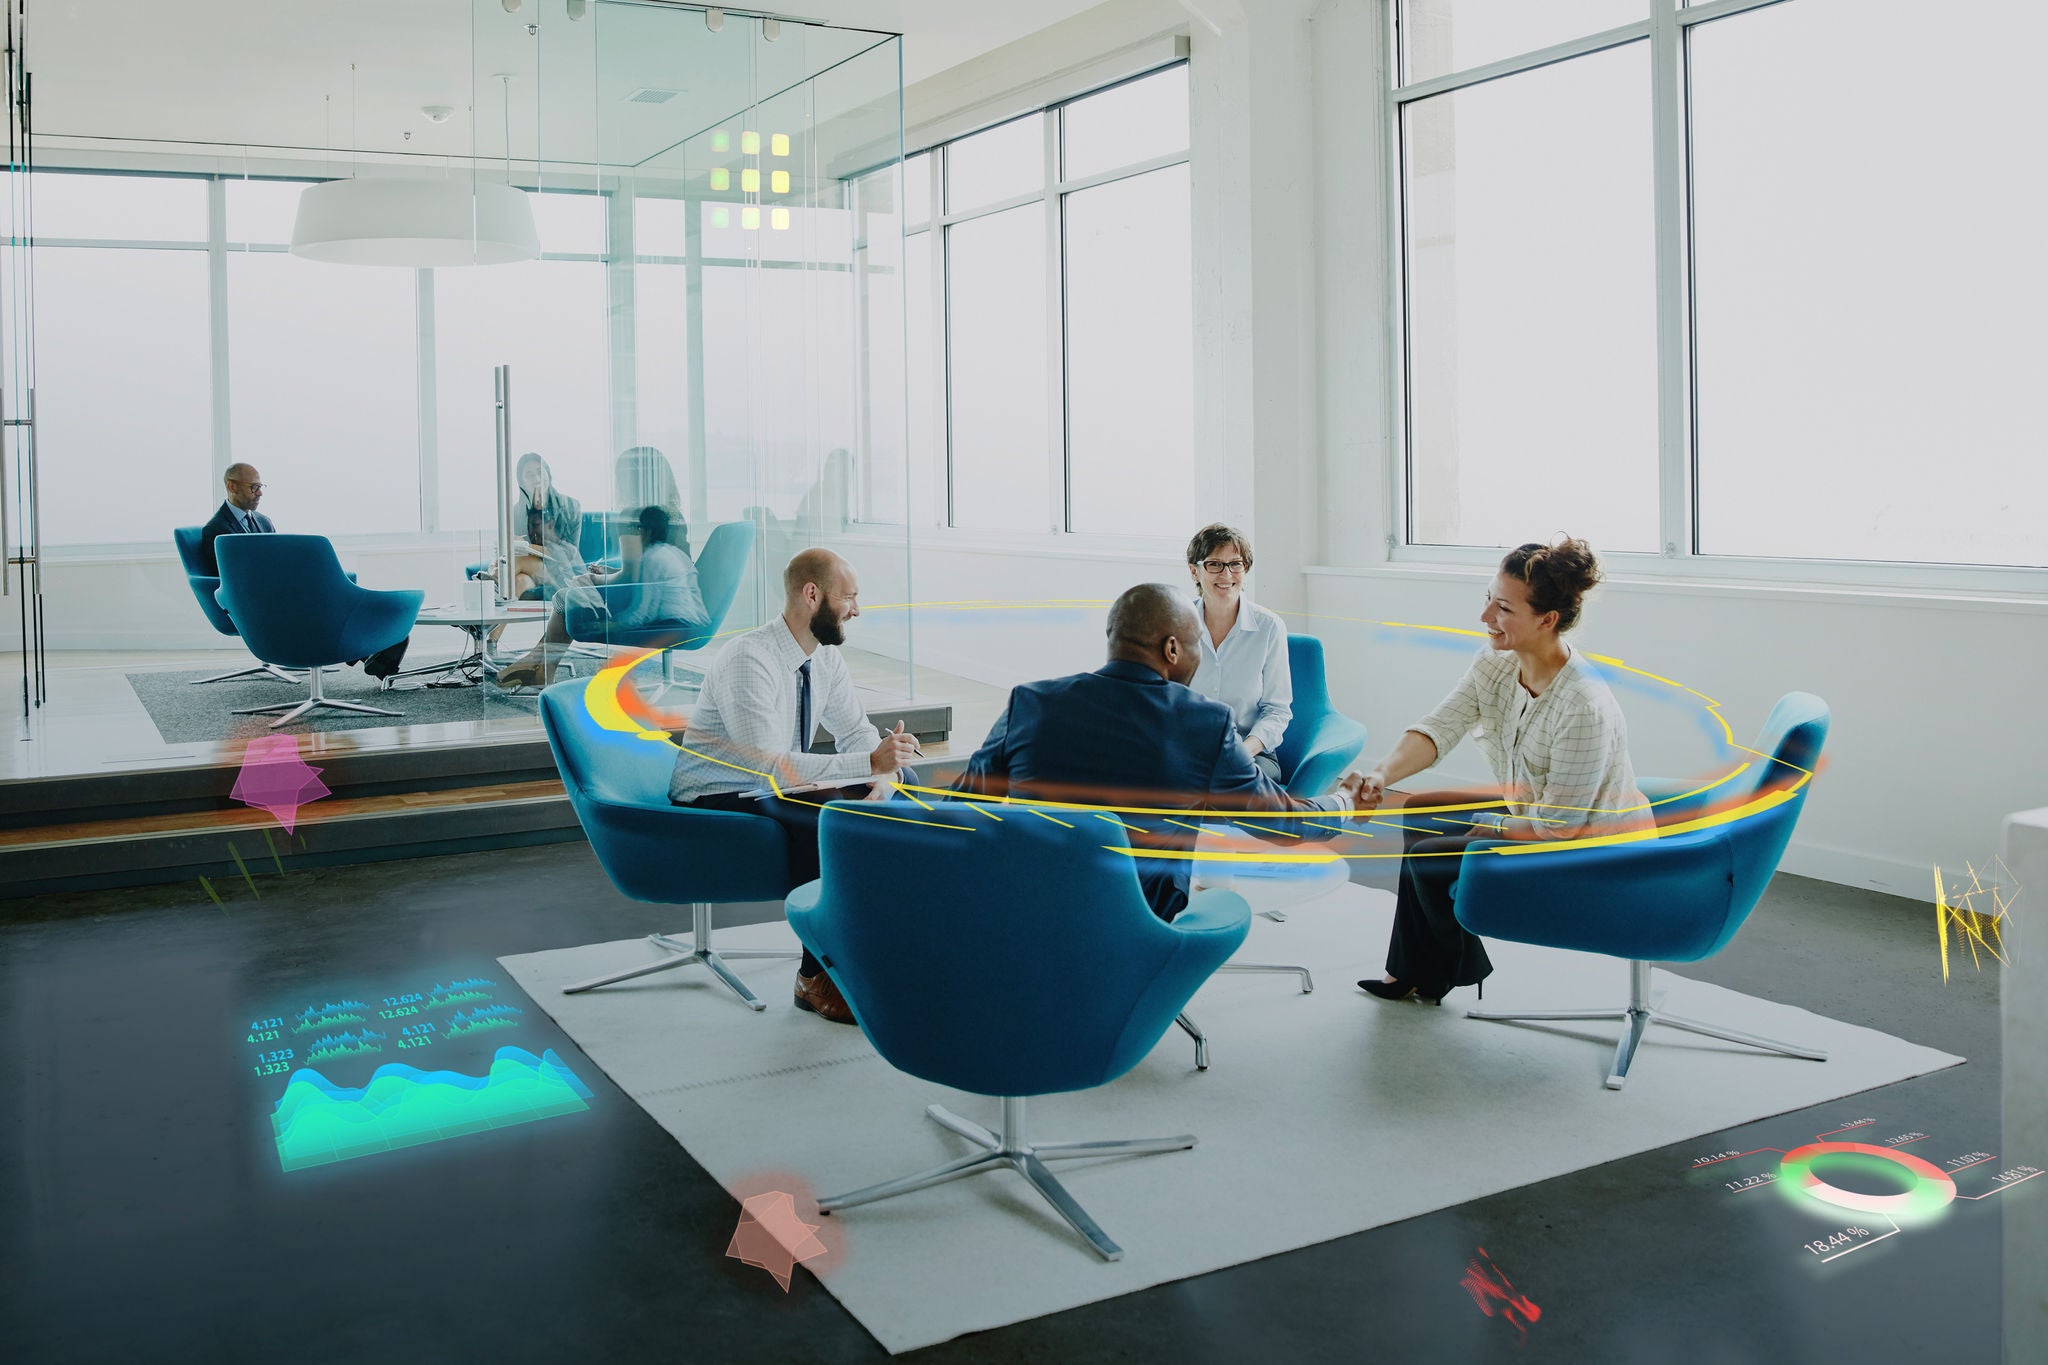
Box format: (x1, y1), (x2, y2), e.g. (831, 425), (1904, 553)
(810, 600), (846, 647)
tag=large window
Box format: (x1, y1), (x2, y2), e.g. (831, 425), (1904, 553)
(1394, 0), (2048, 576)
(904, 63), (1195, 538)
(26, 173), (615, 547)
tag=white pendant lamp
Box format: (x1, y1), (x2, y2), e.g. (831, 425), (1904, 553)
(290, 178), (540, 266)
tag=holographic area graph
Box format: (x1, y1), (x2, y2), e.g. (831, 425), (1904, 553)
(271, 1047), (593, 1172)
(1687, 1112), (2038, 1269)
(250, 970), (592, 1173)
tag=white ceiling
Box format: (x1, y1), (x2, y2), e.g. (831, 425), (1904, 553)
(30, 0), (1106, 167)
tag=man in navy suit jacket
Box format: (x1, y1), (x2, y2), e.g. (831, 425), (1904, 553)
(197, 462), (275, 576)
(952, 583), (1353, 921)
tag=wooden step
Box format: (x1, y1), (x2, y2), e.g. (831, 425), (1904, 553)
(0, 779), (579, 902)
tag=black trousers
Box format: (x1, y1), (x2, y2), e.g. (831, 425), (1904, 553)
(1381, 789), (1500, 991)
(684, 767), (918, 977)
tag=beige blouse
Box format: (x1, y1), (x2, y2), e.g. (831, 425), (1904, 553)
(1408, 646), (1654, 839)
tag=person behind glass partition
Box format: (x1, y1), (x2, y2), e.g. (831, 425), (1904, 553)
(1185, 522), (1292, 783)
(615, 445), (684, 524)
(1339, 536), (1654, 1006)
(509, 452), (585, 599)
(493, 504), (707, 690)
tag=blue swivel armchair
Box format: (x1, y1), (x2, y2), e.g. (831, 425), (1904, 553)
(1273, 634), (1369, 798)
(539, 681), (803, 1008)
(564, 519), (755, 693)
(172, 526), (301, 686)
(214, 535), (424, 729)
(1455, 692), (1831, 1089)
(790, 806), (1250, 1261)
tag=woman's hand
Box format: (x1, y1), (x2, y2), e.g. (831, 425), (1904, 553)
(1242, 734), (1266, 758)
(1338, 769), (1388, 812)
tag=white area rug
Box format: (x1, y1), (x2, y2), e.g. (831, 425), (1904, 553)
(500, 882), (1961, 1354)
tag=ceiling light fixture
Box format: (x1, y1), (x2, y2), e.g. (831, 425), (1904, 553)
(502, 0), (523, 13)
(289, 68), (538, 267)
(762, 17), (781, 41)
(705, 7), (724, 33)
(566, 0), (587, 19)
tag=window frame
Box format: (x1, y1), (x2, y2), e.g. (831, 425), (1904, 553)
(903, 61), (1193, 546)
(1385, 0), (2047, 596)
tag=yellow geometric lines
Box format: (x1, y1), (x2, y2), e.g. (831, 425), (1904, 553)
(1303, 821), (1372, 839)
(1161, 817), (1209, 836)
(1093, 813), (1148, 834)
(1934, 858), (2019, 984)
(1029, 808), (1076, 829)
(1236, 821), (1300, 838)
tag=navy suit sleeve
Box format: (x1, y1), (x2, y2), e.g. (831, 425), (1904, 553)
(950, 691), (1018, 801)
(1201, 709), (1332, 841)
(196, 508), (229, 576)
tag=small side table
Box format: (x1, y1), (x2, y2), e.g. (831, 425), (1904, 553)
(385, 600), (550, 689)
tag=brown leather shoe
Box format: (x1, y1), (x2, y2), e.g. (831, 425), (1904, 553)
(793, 970), (857, 1025)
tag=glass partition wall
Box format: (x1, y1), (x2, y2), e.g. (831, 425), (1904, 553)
(461, 0), (911, 695)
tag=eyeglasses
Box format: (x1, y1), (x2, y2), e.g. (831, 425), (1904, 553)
(231, 480), (265, 492)
(1200, 559), (1246, 575)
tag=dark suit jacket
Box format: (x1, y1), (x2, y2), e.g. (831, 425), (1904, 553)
(197, 502), (276, 576)
(952, 659), (1340, 921)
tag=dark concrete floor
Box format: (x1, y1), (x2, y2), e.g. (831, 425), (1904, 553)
(0, 843), (2009, 1364)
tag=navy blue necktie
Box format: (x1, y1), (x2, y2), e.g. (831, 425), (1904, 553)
(796, 659), (813, 753)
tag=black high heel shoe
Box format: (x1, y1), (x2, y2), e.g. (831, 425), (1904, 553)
(1357, 977), (1447, 1006)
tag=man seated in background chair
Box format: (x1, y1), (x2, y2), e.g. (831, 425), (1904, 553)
(196, 463), (274, 575)
(949, 583), (1353, 923)
(666, 547), (920, 1024)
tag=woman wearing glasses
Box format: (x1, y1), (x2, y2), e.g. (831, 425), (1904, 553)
(1185, 522), (1292, 782)
(1340, 536), (1653, 1005)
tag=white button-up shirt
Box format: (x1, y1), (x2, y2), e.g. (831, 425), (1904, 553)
(1407, 645), (1654, 839)
(666, 618), (880, 802)
(1188, 596), (1293, 753)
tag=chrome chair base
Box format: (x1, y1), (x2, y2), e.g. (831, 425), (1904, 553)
(818, 1096), (1196, 1262)
(1217, 960), (1314, 993)
(560, 903), (801, 1011)
(192, 661), (304, 686)
(1172, 961), (1314, 1072)
(233, 667), (400, 729)
(1465, 960), (1828, 1090)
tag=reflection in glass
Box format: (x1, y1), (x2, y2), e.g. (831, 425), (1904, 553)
(1065, 164), (1194, 536)
(1402, 42), (1657, 551)
(946, 204), (1051, 532)
(434, 260), (609, 535)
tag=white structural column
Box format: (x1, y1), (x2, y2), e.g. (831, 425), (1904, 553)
(1185, 0), (1321, 614)
(2003, 807), (2048, 1364)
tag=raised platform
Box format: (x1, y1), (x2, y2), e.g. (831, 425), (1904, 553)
(1, 648), (960, 900)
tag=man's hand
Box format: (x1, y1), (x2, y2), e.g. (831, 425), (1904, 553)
(869, 720), (920, 775)
(862, 777), (899, 801)
(1338, 769), (1388, 812)
(1242, 734), (1266, 758)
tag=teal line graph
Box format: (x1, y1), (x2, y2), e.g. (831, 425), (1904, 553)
(304, 1028), (387, 1065)
(271, 1047), (594, 1172)
(427, 977), (497, 1009)
(291, 1000), (368, 1034)
(444, 1005), (523, 1040)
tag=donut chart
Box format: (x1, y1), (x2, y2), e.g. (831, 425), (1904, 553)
(1778, 1142), (1957, 1220)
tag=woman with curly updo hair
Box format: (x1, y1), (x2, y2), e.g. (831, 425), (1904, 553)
(1339, 535), (1653, 1003)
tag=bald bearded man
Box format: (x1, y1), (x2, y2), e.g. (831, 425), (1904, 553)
(668, 548), (920, 1024)
(197, 463), (275, 576)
